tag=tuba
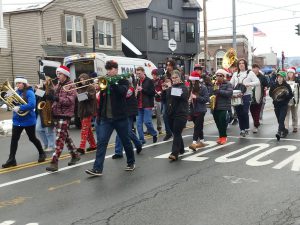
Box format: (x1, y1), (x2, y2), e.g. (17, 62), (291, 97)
(0, 80), (29, 116)
(222, 48), (238, 69)
(37, 78), (54, 127)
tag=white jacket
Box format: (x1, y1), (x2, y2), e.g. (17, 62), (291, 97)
(230, 70), (260, 95)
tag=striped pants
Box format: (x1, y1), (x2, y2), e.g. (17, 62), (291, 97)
(52, 119), (77, 162)
(79, 116), (96, 149)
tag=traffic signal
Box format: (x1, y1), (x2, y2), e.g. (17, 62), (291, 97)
(296, 24), (300, 35)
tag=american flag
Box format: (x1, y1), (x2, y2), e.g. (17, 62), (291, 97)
(253, 26), (266, 37)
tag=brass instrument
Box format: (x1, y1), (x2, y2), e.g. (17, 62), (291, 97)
(222, 48), (238, 69)
(0, 80), (29, 116)
(37, 78), (54, 127)
(270, 86), (289, 102)
(209, 83), (218, 110)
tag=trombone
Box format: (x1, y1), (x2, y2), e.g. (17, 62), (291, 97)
(63, 76), (107, 92)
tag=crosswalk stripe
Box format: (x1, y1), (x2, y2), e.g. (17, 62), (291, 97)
(0, 221), (15, 225)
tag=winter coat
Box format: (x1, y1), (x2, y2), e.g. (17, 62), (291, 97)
(153, 78), (163, 102)
(137, 76), (155, 108)
(126, 87), (138, 117)
(214, 81), (233, 111)
(13, 86), (37, 127)
(52, 79), (77, 119)
(190, 84), (209, 113)
(269, 81), (293, 107)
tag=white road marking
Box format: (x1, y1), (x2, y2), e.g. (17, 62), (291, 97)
(223, 176), (259, 184)
(206, 135), (300, 142)
(273, 151), (300, 171)
(0, 135), (191, 189)
(0, 221), (15, 225)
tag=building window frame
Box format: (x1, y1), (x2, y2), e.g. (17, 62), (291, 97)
(152, 17), (158, 40)
(186, 22), (195, 43)
(168, 0), (172, 9)
(97, 20), (114, 48)
(65, 14), (84, 46)
(162, 18), (169, 40)
(215, 51), (226, 69)
(174, 21), (180, 42)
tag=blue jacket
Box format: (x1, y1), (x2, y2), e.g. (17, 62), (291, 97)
(13, 87), (37, 127)
(191, 84), (209, 113)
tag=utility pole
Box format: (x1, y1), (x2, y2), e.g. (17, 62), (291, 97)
(203, 0), (208, 74)
(232, 0), (237, 50)
(92, 25), (96, 52)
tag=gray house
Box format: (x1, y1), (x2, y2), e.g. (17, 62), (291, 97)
(0, 0), (127, 84)
(120, 0), (201, 73)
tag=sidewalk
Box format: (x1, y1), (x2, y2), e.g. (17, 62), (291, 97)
(0, 108), (13, 136)
(0, 108), (12, 121)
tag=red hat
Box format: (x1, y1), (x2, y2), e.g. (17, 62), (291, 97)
(189, 71), (200, 80)
(56, 65), (70, 77)
(287, 67), (296, 74)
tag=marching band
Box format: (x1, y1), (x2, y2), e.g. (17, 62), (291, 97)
(1, 49), (299, 175)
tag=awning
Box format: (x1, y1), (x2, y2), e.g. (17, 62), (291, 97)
(121, 35), (142, 56)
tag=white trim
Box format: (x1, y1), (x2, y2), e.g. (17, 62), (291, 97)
(121, 35), (142, 55)
(65, 15), (84, 46)
(200, 37), (248, 45)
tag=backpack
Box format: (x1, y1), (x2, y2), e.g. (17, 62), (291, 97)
(234, 70), (250, 94)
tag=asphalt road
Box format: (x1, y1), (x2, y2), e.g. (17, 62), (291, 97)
(1, 103), (300, 225)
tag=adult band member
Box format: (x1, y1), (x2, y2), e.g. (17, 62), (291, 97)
(269, 71), (293, 141)
(162, 70), (189, 161)
(230, 59), (260, 137)
(188, 71), (209, 151)
(285, 67), (299, 133)
(2, 76), (46, 168)
(46, 66), (80, 172)
(152, 69), (164, 134)
(250, 64), (269, 133)
(76, 73), (97, 155)
(85, 60), (135, 176)
(212, 69), (233, 145)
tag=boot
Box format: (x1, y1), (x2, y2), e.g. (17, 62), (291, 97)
(86, 147), (97, 152)
(2, 159), (17, 168)
(196, 142), (207, 148)
(38, 153), (46, 163)
(275, 132), (281, 141)
(68, 155), (81, 166)
(46, 161), (58, 172)
(189, 143), (197, 151)
(76, 148), (85, 155)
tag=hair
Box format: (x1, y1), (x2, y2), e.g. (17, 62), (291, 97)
(105, 60), (118, 70)
(171, 70), (181, 78)
(252, 63), (260, 69)
(136, 66), (145, 72)
(166, 59), (176, 69)
(237, 58), (248, 73)
(189, 80), (200, 96)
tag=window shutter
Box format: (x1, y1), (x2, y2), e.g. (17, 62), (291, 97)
(94, 20), (99, 47)
(61, 14), (66, 45)
(113, 23), (117, 49)
(83, 18), (88, 46)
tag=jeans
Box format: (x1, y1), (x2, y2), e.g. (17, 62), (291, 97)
(115, 116), (142, 155)
(36, 115), (55, 149)
(161, 102), (172, 135)
(154, 101), (162, 131)
(275, 104), (288, 132)
(137, 108), (157, 143)
(93, 118), (135, 172)
(235, 94), (251, 131)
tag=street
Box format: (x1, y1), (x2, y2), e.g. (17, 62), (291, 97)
(0, 104), (300, 225)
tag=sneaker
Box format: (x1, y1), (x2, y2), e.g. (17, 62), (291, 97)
(85, 168), (102, 176)
(293, 128), (298, 133)
(219, 137), (228, 145)
(276, 132), (281, 141)
(240, 130), (246, 137)
(112, 154), (123, 159)
(136, 146), (143, 154)
(231, 119), (238, 125)
(68, 155), (81, 166)
(125, 164), (135, 171)
(46, 161), (58, 172)
(158, 129), (163, 135)
(163, 134), (172, 141)
(44, 147), (54, 152)
(38, 153), (46, 163)
(77, 148), (85, 155)
(252, 127), (258, 133)
(216, 137), (222, 144)
(86, 147), (97, 152)
(153, 135), (158, 143)
(2, 159), (17, 168)
(245, 130), (250, 135)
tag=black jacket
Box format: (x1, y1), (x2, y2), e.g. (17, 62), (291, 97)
(137, 76), (155, 108)
(163, 83), (189, 118)
(98, 78), (129, 120)
(269, 81), (293, 107)
(214, 81), (233, 111)
(126, 87), (138, 117)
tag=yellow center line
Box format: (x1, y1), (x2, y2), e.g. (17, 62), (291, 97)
(48, 179), (81, 191)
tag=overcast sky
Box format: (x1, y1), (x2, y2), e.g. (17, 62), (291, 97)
(198, 0), (300, 57)
(2, 0), (300, 57)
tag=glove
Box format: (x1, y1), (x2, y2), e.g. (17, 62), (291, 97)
(45, 94), (59, 102)
(13, 106), (20, 113)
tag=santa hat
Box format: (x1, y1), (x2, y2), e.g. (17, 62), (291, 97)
(189, 71), (200, 80)
(56, 65), (70, 77)
(215, 69), (229, 77)
(287, 67), (296, 74)
(14, 75), (28, 84)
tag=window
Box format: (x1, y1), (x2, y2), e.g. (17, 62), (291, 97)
(65, 15), (84, 45)
(152, 17), (158, 40)
(174, 21), (180, 41)
(162, 19), (169, 40)
(186, 22), (195, 43)
(168, 0), (172, 9)
(216, 51), (226, 69)
(98, 20), (113, 48)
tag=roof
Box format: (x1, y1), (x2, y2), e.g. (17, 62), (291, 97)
(120, 0), (152, 11)
(182, 0), (201, 10)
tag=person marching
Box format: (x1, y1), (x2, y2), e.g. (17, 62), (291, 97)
(85, 60), (135, 176)
(212, 69), (233, 145)
(152, 69), (164, 135)
(76, 73), (97, 155)
(250, 64), (269, 133)
(162, 70), (189, 161)
(269, 71), (293, 141)
(285, 67), (299, 133)
(230, 59), (260, 137)
(2, 76), (46, 168)
(188, 71), (209, 151)
(46, 66), (80, 172)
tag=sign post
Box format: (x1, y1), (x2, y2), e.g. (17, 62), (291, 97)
(168, 39), (177, 52)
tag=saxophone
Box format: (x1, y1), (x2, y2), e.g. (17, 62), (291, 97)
(209, 81), (218, 111)
(37, 78), (54, 127)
